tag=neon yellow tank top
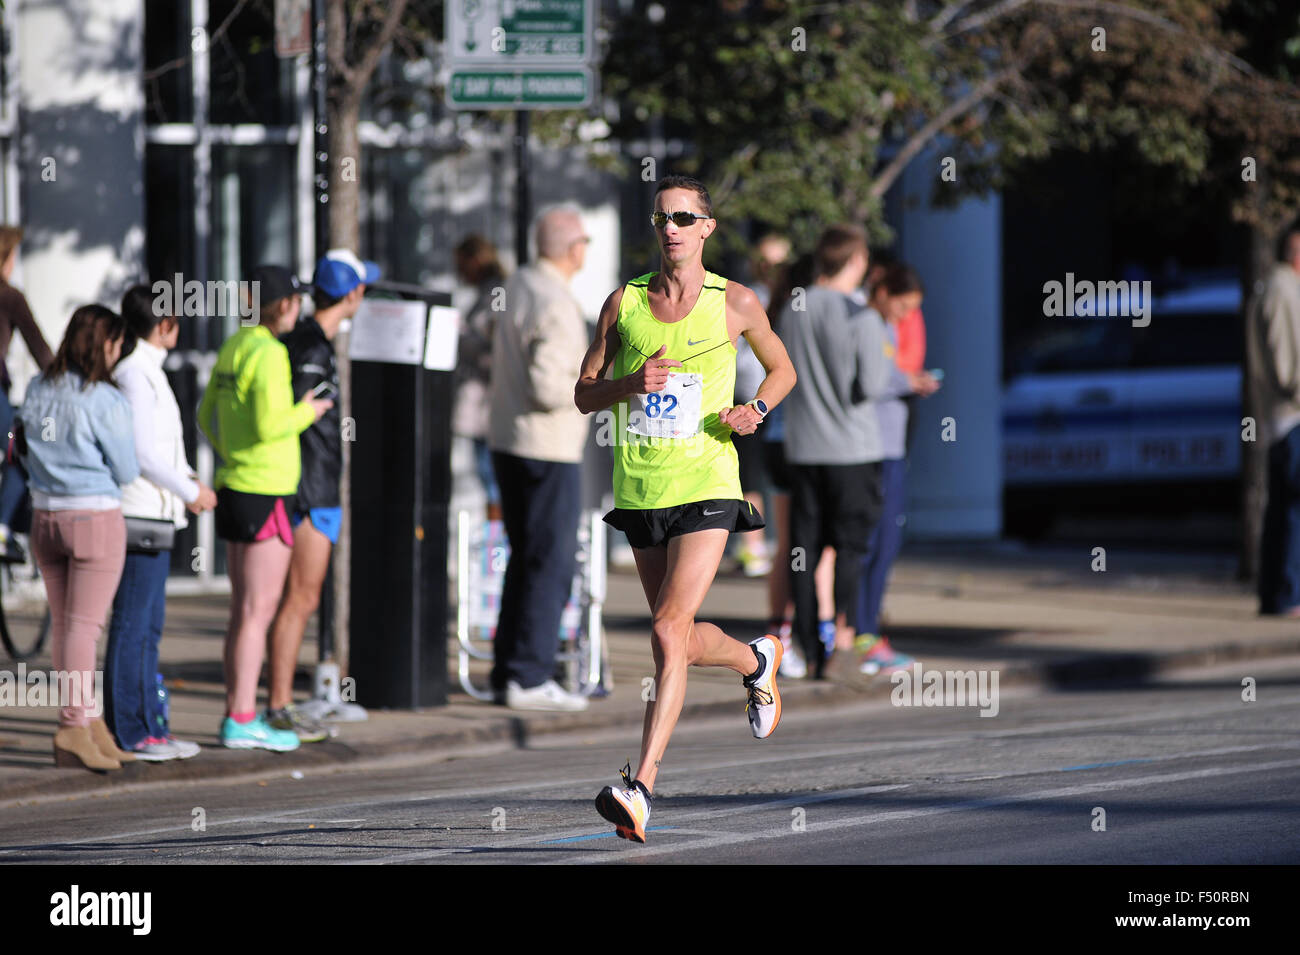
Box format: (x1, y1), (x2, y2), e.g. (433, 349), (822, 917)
(610, 270), (742, 509)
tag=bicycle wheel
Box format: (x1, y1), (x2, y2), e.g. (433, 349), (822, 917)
(0, 565), (51, 661)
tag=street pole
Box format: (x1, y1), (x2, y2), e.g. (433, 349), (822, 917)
(515, 109), (531, 267)
(312, 0), (335, 663)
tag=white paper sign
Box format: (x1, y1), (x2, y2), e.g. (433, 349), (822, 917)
(424, 305), (460, 371)
(349, 299), (428, 365)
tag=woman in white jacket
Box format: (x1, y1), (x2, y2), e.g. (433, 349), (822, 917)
(103, 285), (217, 760)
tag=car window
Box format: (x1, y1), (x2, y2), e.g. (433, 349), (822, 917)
(1129, 311), (1241, 369)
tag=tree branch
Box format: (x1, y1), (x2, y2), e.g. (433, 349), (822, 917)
(869, 66), (1018, 199)
(347, 0), (413, 95)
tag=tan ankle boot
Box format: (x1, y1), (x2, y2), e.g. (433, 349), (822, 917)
(89, 718), (136, 763)
(53, 726), (121, 772)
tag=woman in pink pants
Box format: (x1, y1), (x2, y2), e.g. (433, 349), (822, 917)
(19, 305), (140, 772)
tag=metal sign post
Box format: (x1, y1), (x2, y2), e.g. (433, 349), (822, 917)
(445, 0), (596, 263)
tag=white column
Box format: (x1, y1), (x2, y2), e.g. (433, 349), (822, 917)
(14, 0), (145, 397)
(897, 146), (1003, 539)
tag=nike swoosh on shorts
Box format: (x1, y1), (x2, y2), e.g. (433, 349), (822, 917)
(703, 509), (723, 516)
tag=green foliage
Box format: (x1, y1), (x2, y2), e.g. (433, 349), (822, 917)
(598, 0), (1300, 255)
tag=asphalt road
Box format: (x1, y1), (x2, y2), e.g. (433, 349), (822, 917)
(1, 658), (1297, 865)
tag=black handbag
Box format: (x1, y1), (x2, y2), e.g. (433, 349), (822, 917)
(125, 517), (175, 554)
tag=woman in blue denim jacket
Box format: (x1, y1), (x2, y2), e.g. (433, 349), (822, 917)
(19, 305), (140, 772)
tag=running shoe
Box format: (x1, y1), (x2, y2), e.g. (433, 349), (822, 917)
(219, 715), (300, 752)
(777, 635), (807, 679)
(506, 679), (589, 712)
(856, 634), (915, 675)
(164, 735), (201, 759)
(818, 619), (837, 656)
(744, 635), (783, 738)
(594, 761), (652, 843)
(130, 737), (185, 762)
(736, 546), (772, 578)
(266, 704), (332, 742)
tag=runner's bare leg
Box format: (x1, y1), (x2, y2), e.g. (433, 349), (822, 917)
(632, 528), (761, 792)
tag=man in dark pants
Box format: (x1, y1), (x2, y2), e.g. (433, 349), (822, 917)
(487, 206), (592, 710)
(780, 224), (892, 678)
(1250, 229), (1300, 615)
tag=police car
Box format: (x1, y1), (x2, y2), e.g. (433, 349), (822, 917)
(1002, 276), (1241, 533)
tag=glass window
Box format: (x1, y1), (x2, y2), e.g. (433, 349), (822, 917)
(145, 143), (197, 314)
(209, 0), (297, 126)
(144, 0), (194, 124)
(210, 144), (297, 335)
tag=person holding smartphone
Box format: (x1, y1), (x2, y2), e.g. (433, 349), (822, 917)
(198, 265), (331, 751)
(265, 249), (377, 742)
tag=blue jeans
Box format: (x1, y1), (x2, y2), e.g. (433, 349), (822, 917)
(854, 458), (906, 636)
(0, 390), (30, 530)
(490, 452), (581, 691)
(104, 549), (171, 748)
(1259, 425), (1300, 614)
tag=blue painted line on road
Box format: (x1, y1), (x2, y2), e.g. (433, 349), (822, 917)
(1061, 758), (1155, 772)
(542, 827), (676, 844)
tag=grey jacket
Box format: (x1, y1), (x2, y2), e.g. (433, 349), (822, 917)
(487, 259), (591, 463)
(781, 286), (892, 465)
(1247, 264), (1300, 445)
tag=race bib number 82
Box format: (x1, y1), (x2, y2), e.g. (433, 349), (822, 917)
(627, 371), (703, 439)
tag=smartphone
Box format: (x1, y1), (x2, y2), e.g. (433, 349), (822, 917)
(309, 380), (338, 400)
(927, 368), (945, 381)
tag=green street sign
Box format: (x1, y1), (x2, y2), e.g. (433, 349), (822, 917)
(448, 0), (591, 64)
(447, 69), (593, 109)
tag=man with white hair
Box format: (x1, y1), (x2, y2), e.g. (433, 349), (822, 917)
(487, 206), (592, 710)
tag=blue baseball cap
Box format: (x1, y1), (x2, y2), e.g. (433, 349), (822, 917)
(313, 249), (381, 298)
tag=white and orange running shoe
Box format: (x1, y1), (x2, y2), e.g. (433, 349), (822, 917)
(745, 635), (783, 739)
(594, 762), (652, 843)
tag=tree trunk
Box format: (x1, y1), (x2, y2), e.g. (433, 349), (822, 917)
(326, 0), (361, 675)
(328, 92), (361, 674)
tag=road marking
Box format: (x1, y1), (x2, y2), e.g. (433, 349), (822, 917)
(3, 696), (1298, 853)
(560, 756), (1300, 864)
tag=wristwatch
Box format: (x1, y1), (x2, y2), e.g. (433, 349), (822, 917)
(748, 398), (769, 420)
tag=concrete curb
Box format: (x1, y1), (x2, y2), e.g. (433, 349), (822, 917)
(3, 636), (1297, 806)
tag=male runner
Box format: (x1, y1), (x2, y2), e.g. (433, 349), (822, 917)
(574, 175), (796, 842)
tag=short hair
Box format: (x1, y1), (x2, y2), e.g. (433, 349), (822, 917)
(454, 234), (505, 285)
(879, 264), (924, 298)
(48, 304), (127, 387)
(534, 205), (586, 260)
(813, 224), (868, 279)
(312, 289), (342, 313)
(654, 175), (713, 218)
(1283, 229), (1300, 263)
(0, 225), (22, 270)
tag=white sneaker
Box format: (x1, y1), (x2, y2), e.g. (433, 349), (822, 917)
(594, 763), (651, 843)
(744, 636), (783, 738)
(130, 737), (185, 761)
(164, 736), (201, 759)
(505, 679), (589, 712)
(778, 639), (807, 679)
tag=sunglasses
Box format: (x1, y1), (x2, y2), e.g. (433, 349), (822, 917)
(650, 211), (712, 229)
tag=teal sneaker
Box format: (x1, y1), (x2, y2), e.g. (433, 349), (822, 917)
(220, 715), (300, 752)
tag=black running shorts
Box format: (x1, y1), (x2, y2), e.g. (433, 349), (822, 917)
(604, 498), (765, 550)
(215, 487), (295, 543)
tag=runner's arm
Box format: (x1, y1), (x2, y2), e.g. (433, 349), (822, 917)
(574, 288), (631, 414)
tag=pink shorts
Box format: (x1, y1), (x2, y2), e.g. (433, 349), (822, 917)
(253, 497), (294, 548)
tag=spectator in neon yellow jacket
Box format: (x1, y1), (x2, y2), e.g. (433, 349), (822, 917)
(197, 266), (331, 752)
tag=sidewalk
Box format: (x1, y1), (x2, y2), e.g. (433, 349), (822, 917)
(1, 544), (1296, 804)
